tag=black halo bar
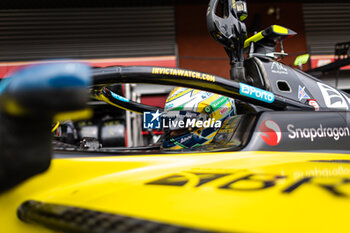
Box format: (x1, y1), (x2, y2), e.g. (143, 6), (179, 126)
(92, 66), (314, 111)
(92, 87), (162, 114)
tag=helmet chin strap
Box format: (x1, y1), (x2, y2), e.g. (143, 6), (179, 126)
(207, 0), (247, 82)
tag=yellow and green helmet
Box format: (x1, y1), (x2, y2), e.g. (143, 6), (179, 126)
(162, 87), (236, 150)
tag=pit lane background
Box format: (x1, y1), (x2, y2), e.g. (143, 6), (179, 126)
(0, 1), (349, 82)
(0, 1), (348, 148)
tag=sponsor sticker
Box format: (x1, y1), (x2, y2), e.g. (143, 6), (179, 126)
(146, 169), (350, 197)
(220, 106), (229, 115)
(341, 93), (350, 106)
(210, 96), (228, 112)
(239, 83), (275, 103)
(287, 124), (350, 141)
(258, 118), (350, 144)
(151, 67), (216, 82)
(307, 99), (320, 111)
(164, 103), (174, 110)
(258, 120), (282, 146)
(271, 62), (288, 75)
(298, 85), (310, 101)
(317, 82), (348, 110)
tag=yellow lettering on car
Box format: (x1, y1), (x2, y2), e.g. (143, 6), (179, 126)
(151, 67), (216, 82)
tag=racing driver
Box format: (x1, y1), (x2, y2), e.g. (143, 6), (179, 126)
(161, 87), (236, 150)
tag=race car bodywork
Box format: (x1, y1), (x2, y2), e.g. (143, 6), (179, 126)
(1, 0), (350, 232)
(1, 151), (350, 233)
(3, 60), (350, 232)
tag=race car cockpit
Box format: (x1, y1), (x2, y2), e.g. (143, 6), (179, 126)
(51, 0), (350, 154)
(1, 2), (350, 233)
(1, 0), (350, 194)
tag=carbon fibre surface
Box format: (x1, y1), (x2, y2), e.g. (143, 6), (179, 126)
(18, 200), (215, 233)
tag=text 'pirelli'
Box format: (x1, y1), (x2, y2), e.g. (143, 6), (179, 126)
(152, 68), (216, 82)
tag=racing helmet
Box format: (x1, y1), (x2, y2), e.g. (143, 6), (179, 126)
(162, 87), (236, 150)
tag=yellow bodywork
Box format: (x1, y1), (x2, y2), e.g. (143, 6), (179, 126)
(272, 25), (289, 34)
(244, 31), (264, 48)
(1, 151), (350, 232)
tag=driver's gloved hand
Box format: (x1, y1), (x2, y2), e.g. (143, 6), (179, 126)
(0, 62), (91, 193)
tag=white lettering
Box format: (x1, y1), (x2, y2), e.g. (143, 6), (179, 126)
(287, 124), (296, 139)
(288, 124), (350, 141)
(214, 121), (222, 128)
(186, 119), (196, 128)
(203, 119), (211, 128)
(196, 121), (203, 128)
(178, 121), (184, 128)
(241, 85), (249, 95)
